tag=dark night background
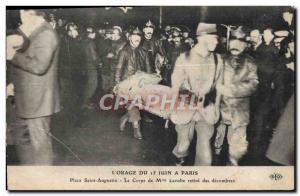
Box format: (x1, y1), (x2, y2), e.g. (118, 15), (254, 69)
(6, 6), (295, 166)
(6, 6), (292, 36)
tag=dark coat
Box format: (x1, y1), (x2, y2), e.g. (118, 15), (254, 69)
(59, 35), (85, 76)
(141, 36), (166, 72)
(96, 36), (111, 59)
(166, 43), (189, 67)
(251, 43), (287, 116)
(107, 38), (127, 70)
(115, 44), (151, 83)
(163, 43), (189, 85)
(82, 38), (100, 69)
(11, 21), (60, 118)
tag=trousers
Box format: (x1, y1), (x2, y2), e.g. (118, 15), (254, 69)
(173, 120), (214, 166)
(214, 123), (248, 165)
(84, 68), (98, 103)
(12, 116), (54, 165)
(122, 107), (141, 123)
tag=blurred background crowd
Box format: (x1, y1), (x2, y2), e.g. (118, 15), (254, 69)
(6, 6), (295, 166)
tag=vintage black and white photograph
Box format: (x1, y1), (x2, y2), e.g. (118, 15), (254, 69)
(5, 6), (295, 191)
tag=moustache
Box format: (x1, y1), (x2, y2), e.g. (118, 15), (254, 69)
(230, 48), (240, 52)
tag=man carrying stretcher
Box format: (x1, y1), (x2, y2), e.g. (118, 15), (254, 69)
(114, 22), (223, 166)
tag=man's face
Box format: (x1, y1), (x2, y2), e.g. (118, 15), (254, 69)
(263, 29), (274, 44)
(283, 12), (293, 23)
(229, 39), (247, 55)
(143, 27), (154, 39)
(195, 35), (218, 53)
(112, 29), (121, 41)
(88, 32), (96, 39)
(173, 36), (181, 46)
(105, 32), (112, 40)
(188, 39), (195, 47)
(165, 26), (171, 32)
(20, 10), (37, 25)
(49, 14), (55, 22)
(68, 26), (79, 38)
(98, 29), (105, 36)
(183, 32), (189, 38)
(58, 19), (63, 27)
(129, 34), (141, 48)
(205, 34), (219, 52)
(250, 30), (261, 45)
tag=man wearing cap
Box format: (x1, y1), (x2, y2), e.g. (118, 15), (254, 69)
(56, 18), (65, 39)
(249, 29), (263, 57)
(59, 22), (86, 125)
(82, 27), (100, 109)
(97, 27), (113, 93)
(141, 20), (167, 73)
(171, 23), (223, 166)
(106, 26), (127, 90)
(164, 25), (172, 37)
(181, 26), (193, 49)
(7, 9), (60, 165)
(115, 27), (151, 140)
(214, 26), (259, 166)
(48, 13), (57, 29)
(163, 27), (189, 86)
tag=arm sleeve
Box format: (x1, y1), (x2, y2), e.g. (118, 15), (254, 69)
(215, 55), (225, 87)
(156, 39), (166, 57)
(222, 60), (259, 98)
(171, 55), (186, 92)
(115, 50), (126, 83)
(11, 30), (57, 75)
(144, 52), (152, 73)
(113, 42), (126, 60)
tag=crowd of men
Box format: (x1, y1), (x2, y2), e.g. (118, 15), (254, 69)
(6, 8), (295, 166)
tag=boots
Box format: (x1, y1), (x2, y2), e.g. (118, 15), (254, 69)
(120, 115), (128, 133)
(175, 157), (185, 166)
(228, 156), (239, 166)
(133, 121), (142, 140)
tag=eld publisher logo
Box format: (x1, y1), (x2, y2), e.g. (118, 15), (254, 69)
(269, 173), (283, 181)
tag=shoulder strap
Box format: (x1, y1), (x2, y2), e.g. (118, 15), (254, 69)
(211, 53), (218, 89)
